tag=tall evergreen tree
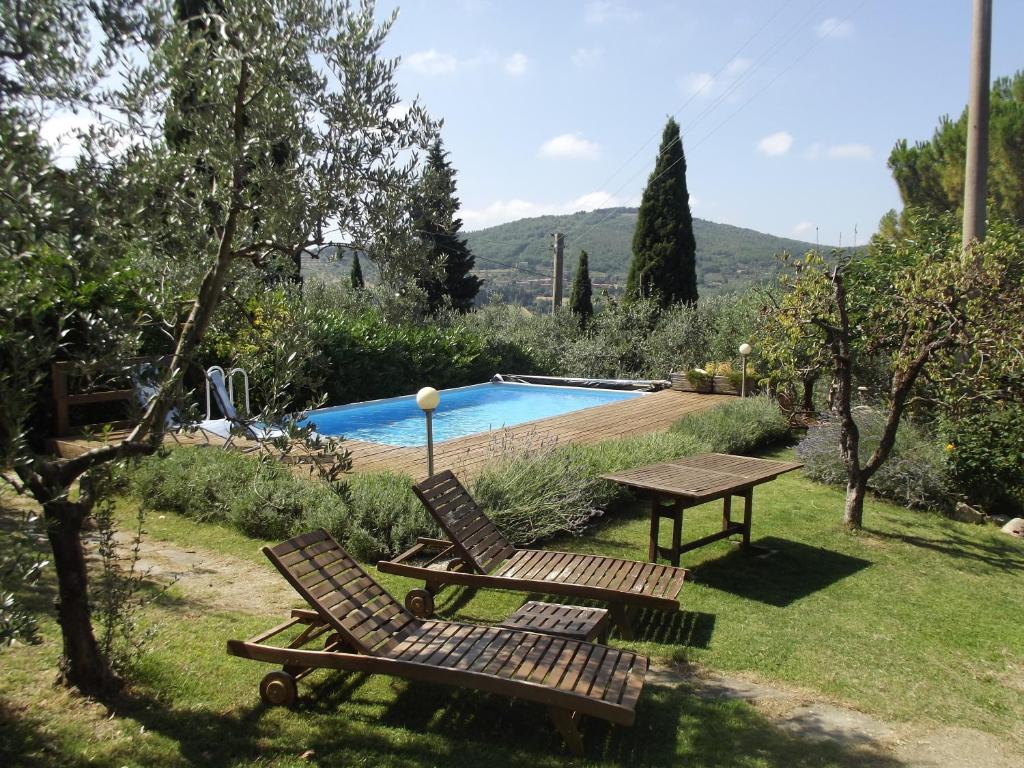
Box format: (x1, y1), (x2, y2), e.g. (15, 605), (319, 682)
(412, 138), (482, 313)
(350, 252), (364, 289)
(569, 249), (593, 321)
(887, 70), (1024, 225)
(626, 117), (698, 306)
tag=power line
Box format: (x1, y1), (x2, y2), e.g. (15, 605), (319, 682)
(687, 0), (868, 154)
(554, 0), (837, 251)
(579, 0), (800, 208)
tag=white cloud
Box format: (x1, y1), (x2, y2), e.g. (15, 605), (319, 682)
(504, 52), (528, 76)
(684, 72), (715, 96)
(724, 57), (752, 77)
(792, 221), (817, 238)
(585, 1), (639, 25)
(817, 17), (854, 39)
(682, 57), (750, 99)
(405, 49), (458, 76)
(571, 47), (603, 68)
(539, 132), (601, 160)
(827, 143), (872, 159)
(463, 191), (635, 230)
(756, 131), (793, 157)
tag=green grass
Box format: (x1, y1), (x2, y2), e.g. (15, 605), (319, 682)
(2, 448), (1023, 766)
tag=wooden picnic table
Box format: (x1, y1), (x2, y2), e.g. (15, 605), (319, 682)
(601, 453), (803, 566)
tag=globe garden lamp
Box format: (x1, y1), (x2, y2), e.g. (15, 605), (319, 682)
(738, 343), (753, 397)
(416, 386), (441, 477)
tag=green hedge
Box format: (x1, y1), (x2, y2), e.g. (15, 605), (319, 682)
(205, 285), (763, 414)
(128, 447), (434, 560)
(945, 403), (1024, 515)
(130, 397), (791, 553)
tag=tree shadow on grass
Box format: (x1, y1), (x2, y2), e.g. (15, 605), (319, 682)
(313, 675), (904, 767)
(3, 667), (906, 767)
(868, 526), (1024, 571)
(691, 537), (872, 607)
(0, 700), (92, 768)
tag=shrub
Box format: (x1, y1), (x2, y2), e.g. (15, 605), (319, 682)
(130, 447), (344, 540)
(945, 403), (1024, 515)
(129, 447), (438, 555)
(472, 446), (613, 545)
(796, 408), (952, 511)
(669, 396), (790, 454)
(129, 396), (795, 555)
(566, 431), (707, 476)
(344, 472), (437, 561)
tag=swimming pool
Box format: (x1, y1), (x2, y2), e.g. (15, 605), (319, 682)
(301, 382), (643, 447)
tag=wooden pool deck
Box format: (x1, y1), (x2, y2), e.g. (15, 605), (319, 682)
(53, 389), (733, 480)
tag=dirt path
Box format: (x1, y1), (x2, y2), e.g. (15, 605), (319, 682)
(121, 530), (1022, 768)
(113, 529), (297, 615)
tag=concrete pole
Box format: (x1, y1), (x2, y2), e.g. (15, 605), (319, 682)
(962, 0), (992, 250)
(551, 232), (564, 311)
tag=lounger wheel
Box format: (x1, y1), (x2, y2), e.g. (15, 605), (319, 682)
(260, 670), (298, 707)
(405, 588), (435, 618)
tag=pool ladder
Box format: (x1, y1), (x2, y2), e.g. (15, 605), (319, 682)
(205, 365), (251, 420)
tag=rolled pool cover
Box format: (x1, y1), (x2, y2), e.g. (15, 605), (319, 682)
(491, 374), (669, 392)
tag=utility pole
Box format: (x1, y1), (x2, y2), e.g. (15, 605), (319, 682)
(551, 232), (564, 311)
(962, 0), (992, 250)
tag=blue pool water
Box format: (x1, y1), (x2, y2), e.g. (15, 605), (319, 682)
(301, 382), (642, 447)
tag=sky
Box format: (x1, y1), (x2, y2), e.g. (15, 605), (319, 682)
(375, 0), (1024, 243)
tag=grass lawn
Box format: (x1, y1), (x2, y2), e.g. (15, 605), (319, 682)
(2, 447), (1023, 767)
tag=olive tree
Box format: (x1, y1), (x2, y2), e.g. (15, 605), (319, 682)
(767, 213), (1023, 528)
(1, 0), (434, 695)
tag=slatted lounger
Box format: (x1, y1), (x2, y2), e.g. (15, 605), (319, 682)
(227, 529), (648, 756)
(376, 471), (688, 639)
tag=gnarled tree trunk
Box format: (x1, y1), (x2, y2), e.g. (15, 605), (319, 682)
(43, 497), (118, 695)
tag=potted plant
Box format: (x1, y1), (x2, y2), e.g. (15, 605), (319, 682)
(708, 361), (738, 395)
(685, 367), (713, 393)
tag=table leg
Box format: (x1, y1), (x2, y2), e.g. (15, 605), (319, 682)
(648, 498), (660, 563)
(670, 501), (683, 568)
(742, 489), (753, 547)
(722, 495), (732, 531)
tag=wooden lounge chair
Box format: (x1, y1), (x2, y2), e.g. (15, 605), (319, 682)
(227, 529), (648, 756)
(376, 471), (688, 639)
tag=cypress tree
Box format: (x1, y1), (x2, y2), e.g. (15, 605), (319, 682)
(350, 252), (364, 289)
(626, 117), (698, 305)
(412, 138), (483, 313)
(569, 249), (593, 321)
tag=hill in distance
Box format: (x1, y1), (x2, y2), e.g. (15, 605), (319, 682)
(463, 207), (835, 296)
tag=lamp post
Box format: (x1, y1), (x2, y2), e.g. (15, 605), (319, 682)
(738, 343), (753, 397)
(416, 386), (440, 477)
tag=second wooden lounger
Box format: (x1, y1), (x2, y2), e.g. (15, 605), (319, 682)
(376, 471), (688, 638)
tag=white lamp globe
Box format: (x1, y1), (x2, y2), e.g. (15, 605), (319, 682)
(738, 342), (753, 356)
(416, 386), (440, 411)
